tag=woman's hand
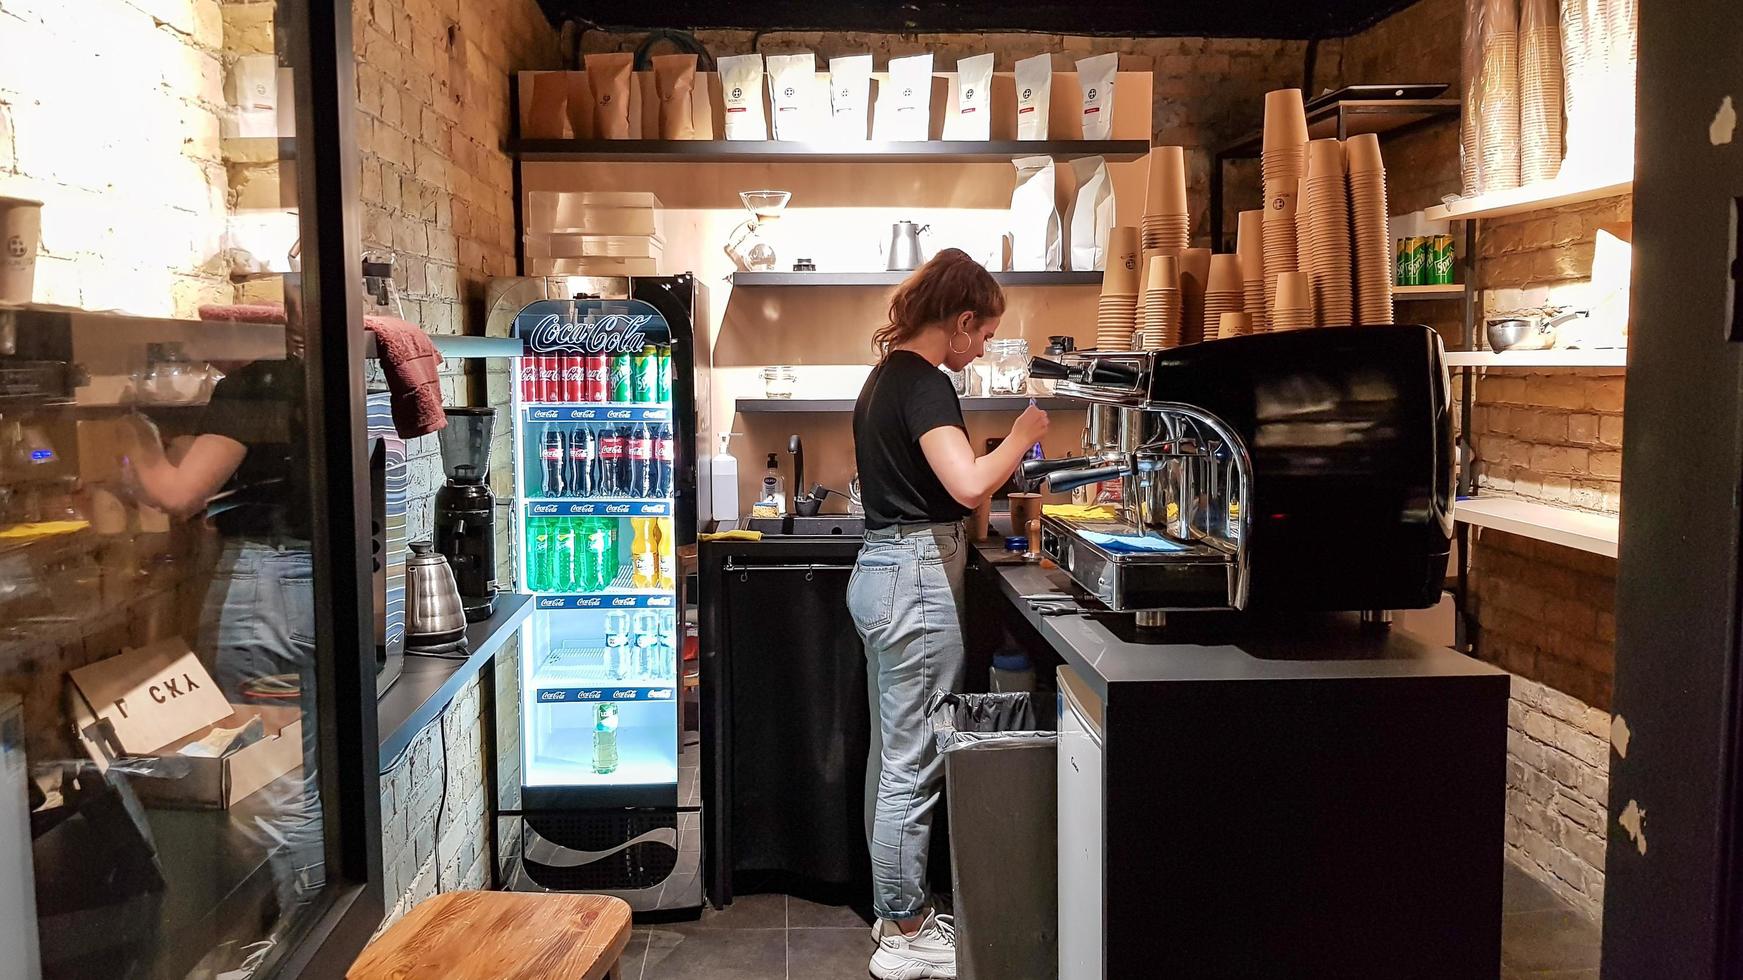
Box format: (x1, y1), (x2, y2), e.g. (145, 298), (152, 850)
(1010, 404), (1050, 448)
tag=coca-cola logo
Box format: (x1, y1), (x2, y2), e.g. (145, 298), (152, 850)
(525, 312), (655, 354)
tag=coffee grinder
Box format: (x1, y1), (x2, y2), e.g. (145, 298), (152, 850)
(435, 407), (498, 621)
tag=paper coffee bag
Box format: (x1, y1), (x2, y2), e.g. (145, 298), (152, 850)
(943, 53), (994, 141)
(1076, 53), (1118, 140)
(767, 53), (818, 141)
(583, 53), (633, 139)
(720, 54), (768, 140)
(653, 54), (697, 140)
(1068, 156), (1115, 271)
(879, 53), (933, 141)
(829, 54), (872, 140)
(1015, 55), (1052, 140)
(1010, 155), (1062, 271)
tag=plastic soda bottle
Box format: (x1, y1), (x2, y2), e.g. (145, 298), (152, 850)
(656, 517), (675, 589)
(604, 610), (632, 677)
(592, 704), (619, 774)
(526, 519), (553, 592)
(582, 517), (614, 591)
(630, 517), (658, 588)
(550, 518), (579, 593)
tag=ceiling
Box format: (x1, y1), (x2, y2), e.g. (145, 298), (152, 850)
(538, 0), (1423, 41)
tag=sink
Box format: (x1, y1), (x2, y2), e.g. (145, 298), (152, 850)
(745, 516), (866, 536)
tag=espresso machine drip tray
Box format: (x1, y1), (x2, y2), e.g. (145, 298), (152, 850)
(1040, 515), (1241, 613)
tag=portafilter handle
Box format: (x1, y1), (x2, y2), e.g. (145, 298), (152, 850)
(1027, 356), (1072, 380)
(1018, 455), (1098, 488)
(1046, 463), (1128, 495)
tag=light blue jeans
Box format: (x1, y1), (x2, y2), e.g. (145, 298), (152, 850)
(198, 538), (326, 918)
(848, 521), (967, 920)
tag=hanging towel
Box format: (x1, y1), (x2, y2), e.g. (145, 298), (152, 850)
(198, 303), (287, 324)
(365, 314), (446, 439)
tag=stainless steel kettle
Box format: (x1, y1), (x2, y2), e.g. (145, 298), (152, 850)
(404, 541), (468, 648)
(885, 220), (930, 271)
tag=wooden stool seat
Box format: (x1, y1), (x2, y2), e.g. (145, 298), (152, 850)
(348, 891), (633, 980)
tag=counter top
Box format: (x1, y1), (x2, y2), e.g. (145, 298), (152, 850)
(971, 543), (1503, 699)
(378, 593), (532, 766)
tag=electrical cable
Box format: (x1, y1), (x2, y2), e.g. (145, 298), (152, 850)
(434, 711), (450, 894)
(632, 29), (715, 71)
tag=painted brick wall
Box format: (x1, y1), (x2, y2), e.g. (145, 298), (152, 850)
(358, 0), (555, 927)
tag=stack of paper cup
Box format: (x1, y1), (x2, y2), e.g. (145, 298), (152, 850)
(1141, 254), (1183, 349)
(1178, 247), (1211, 346)
(1463, 0), (1522, 194)
(1201, 254), (1245, 340)
(1236, 209), (1267, 332)
(1294, 174), (1314, 321)
(1271, 272), (1313, 331)
(1301, 139), (1353, 327)
(1142, 146), (1191, 254)
(1216, 312), (1253, 340)
(1096, 226), (1141, 349)
(1346, 134), (1394, 326)
(1519, 0), (1564, 184)
(1261, 88), (1308, 327)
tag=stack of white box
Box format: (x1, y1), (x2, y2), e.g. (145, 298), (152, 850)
(523, 191), (664, 277)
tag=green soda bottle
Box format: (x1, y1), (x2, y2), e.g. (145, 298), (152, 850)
(527, 519), (553, 592)
(593, 703), (620, 774)
(582, 517), (614, 592)
(551, 518), (578, 593)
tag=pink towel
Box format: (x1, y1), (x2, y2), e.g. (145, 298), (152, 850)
(365, 314), (447, 439)
(199, 303), (286, 324)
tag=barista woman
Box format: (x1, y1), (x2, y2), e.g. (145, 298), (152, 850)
(849, 248), (1049, 980)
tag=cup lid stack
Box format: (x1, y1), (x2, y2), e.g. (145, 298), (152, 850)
(1200, 253), (1245, 341)
(1141, 254), (1183, 350)
(1143, 147), (1191, 254)
(1519, 0), (1564, 184)
(1346, 134), (1394, 326)
(1177, 247), (1212, 346)
(1235, 209), (1268, 332)
(1216, 312), (1253, 340)
(1464, 0), (1522, 195)
(1261, 88), (1308, 329)
(1097, 225), (1141, 350)
(1271, 271), (1313, 331)
(1301, 139), (1353, 327)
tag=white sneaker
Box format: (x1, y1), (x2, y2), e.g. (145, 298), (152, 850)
(869, 912), (957, 979)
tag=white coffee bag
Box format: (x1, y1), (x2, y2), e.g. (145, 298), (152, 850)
(1010, 155), (1062, 271)
(1068, 156), (1115, 271)
(943, 53), (994, 141)
(829, 53), (872, 141)
(880, 53), (934, 141)
(720, 54), (768, 140)
(1015, 54), (1052, 140)
(767, 53), (817, 141)
(1076, 53), (1118, 140)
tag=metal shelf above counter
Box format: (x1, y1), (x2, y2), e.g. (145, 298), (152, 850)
(378, 592), (533, 766)
(736, 395), (1082, 414)
(1443, 348), (1627, 368)
(364, 333), (521, 360)
(512, 139), (1152, 163)
(730, 271), (1103, 287)
(1454, 496), (1619, 558)
(1425, 170), (1633, 222)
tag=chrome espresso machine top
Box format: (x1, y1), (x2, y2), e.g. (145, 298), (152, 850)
(1023, 324), (1454, 615)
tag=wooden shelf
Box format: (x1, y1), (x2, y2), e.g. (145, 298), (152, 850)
(736, 395), (1082, 414)
(1455, 496), (1618, 558)
(1394, 283), (1464, 300)
(512, 139), (1151, 164)
(1218, 98), (1460, 159)
(730, 271), (1102, 287)
(1425, 171), (1633, 222)
(1444, 348), (1626, 368)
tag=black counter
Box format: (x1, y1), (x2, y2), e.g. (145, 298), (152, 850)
(377, 593), (531, 766)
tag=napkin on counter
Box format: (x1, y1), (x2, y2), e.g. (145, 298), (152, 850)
(700, 529), (763, 542)
(1080, 529), (1188, 553)
(1042, 503), (1119, 521)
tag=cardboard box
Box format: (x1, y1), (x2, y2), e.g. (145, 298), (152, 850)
(526, 191), (663, 236)
(524, 233), (665, 260)
(67, 639), (302, 810)
(525, 256), (660, 277)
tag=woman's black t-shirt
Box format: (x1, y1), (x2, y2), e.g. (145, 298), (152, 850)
(197, 358), (311, 540)
(852, 350), (969, 530)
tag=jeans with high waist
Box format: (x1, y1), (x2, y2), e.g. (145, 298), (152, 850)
(847, 521), (967, 921)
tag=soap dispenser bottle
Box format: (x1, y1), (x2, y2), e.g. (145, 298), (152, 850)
(752, 452), (786, 518)
(709, 432), (741, 523)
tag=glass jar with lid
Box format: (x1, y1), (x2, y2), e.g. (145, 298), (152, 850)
(984, 338), (1032, 395)
(760, 365), (797, 399)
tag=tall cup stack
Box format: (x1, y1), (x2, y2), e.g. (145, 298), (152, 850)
(1346, 134), (1395, 326)
(1142, 254), (1183, 349)
(1178, 248), (1212, 346)
(1301, 138), (1354, 326)
(1096, 225), (1141, 349)
(1294, 174), (1315, 322)
(1518, 0), (1564, 184)
(1143, 147), (1192, 254)
(1235, 209), (1267, 332)
(1261, 89), (1309, 329)
(1201, 254), (1245, 340)
(1463, 0), (1522, 194)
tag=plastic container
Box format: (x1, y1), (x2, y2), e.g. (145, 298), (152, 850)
(989, 651), (1037, 693)
(760, 365), (797, 398)
(926, 691), (1057, 980)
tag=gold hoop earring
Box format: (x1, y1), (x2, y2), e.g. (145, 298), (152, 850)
(949, 330), (973, 355)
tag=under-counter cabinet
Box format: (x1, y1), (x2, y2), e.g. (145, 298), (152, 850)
(1056, 666), (1105, 980)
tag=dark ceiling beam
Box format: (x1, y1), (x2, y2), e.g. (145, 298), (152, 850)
(538, 0), (1425, 41)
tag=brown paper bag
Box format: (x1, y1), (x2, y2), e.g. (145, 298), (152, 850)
(653, 54), (698, 139)
(564, 71), (594, 139)
(583, 53), (633, 139)
(524, 71), (567, 138)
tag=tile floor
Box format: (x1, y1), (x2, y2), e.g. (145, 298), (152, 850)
(619, 862), (1602, 979)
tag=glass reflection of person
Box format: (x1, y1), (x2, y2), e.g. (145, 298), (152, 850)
(117, 289), (323, 922)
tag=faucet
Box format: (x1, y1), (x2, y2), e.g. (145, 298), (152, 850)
(786, 434), (804, 533)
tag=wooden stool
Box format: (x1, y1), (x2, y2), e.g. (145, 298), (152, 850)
(348, 891), (633, 979)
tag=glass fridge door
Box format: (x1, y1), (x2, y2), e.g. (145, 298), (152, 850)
(512, 298), (681, 808)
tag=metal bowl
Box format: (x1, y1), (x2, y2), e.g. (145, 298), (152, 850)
(1486, 319), (1533, 352)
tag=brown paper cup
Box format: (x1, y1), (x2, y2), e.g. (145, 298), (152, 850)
(0, 196), (43, 304)
(1276, 271), (1310, 312)
(1147, 254), (1179, 291)
(1145, 146), (1189, 215)
(1305, 138), (1346, 181)
(1103, 226), (1141, 292)
(1207, 253), (1243, 293)
(1236, 209), (1264, 269)
(1345, 133), (1385, 174)
(1217, 312), (1253, 339)
(1008, 493), (1042, 538)
(1263, 88), (1309, 153)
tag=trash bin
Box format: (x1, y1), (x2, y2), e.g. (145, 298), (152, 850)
(926, 690), (1058, 980)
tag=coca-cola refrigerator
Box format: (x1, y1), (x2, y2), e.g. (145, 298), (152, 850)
(490, 274), (707, 911)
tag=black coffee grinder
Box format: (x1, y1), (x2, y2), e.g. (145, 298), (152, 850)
(435, 407), (498, 622)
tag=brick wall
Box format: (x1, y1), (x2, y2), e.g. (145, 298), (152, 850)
(355, 0), (556, 926)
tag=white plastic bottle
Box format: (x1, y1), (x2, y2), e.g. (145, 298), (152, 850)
(710, 432), (740, 524)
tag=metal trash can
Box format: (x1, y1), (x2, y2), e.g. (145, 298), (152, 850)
(926, 690), (1058, 980)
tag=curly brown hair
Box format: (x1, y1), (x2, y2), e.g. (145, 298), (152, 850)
(872, 248), (1006, 355)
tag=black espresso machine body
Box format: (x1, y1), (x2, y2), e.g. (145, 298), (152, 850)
(1039, 324), (1453, 613)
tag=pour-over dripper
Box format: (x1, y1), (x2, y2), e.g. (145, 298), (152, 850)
(437, 407), (495, 484)
(726, 190), (793, 273)
(739, 190), (791, 219)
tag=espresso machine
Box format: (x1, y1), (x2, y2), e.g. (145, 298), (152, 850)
(1022, 324), (1454, 621)
(435, 406), (498, 621)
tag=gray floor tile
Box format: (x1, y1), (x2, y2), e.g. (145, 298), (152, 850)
(620, 929), (652, 979)
(789, 928), (875, 979)
(694, 892), (788, 930)
(789, 896), (874, 929)
(639, 925), (787, 980)
(1502, 908), (1603, 973)
(1502, 862), (1563, 914)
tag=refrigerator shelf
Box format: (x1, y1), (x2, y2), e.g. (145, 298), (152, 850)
(527, 499), (673, 517)
(525, 404), (672, 423)
(534, 686), (678, 704)
(534, 647), (677, 687)
(535, 593), (676, 609)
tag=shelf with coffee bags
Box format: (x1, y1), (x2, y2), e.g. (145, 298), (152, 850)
(729, 271), (1105, 287)
(511, 138), (1152, 163)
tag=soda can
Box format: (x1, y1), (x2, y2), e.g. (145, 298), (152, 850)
(1395, 237), (1411, 286)
(1428, 234), (1456, 285)
(633, 346), (659, 404)
(519, 356), (540, 402)
(656, 347), (673, 404)
(560, 357), (585, 402)
(584, 353), (609, 403)
(540, 356), (564, 402)
(608, 353), (634, 403)
(1400, 236), (1427, 286)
